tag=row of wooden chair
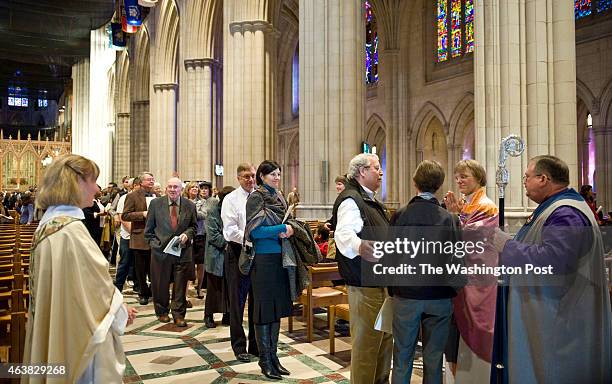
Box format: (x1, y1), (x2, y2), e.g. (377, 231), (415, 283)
(0, 222), (35, 363)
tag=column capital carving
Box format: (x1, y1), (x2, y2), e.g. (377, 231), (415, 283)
(229, 20), (278, 35)
(153, 83), (178, 92)
(117, 112), (130, 118)
(184, 58), (220, 70)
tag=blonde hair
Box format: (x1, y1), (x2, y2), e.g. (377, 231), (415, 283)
(36, 154), (100, 210)
(183, 181), (199, 198)
(454, 159), (487, 187)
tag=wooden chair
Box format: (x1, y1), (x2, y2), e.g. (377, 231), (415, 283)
(288, 263), (348, 346)
(328, 303), (350, 354)
(0, 260), (26, 363)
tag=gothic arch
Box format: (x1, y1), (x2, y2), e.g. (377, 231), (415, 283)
(600, 77), (612, 126)
(368, 0), (409, 50)
(132, 26), (150, 101)
(116, 51), (130, 112)
(154, 0), (179, 83)
(412, 101), (448, 146)
(576, 78), (597, 115)
(448, 93), (474, 145)
(277, 1), (299, 125)
(285, 132), (299, 192)
(182, 0), (222, 59)
(366, 113), (387, 150)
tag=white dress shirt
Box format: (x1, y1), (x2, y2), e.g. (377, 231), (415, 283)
(116, 194), (130, 240)
(221, 186), (252, 244)
(334, 184), (376, 259)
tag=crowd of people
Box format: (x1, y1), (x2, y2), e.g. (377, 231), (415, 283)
(6, 151), (610, 383)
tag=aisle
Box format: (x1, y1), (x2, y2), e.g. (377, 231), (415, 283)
(120, 284), (355, 383)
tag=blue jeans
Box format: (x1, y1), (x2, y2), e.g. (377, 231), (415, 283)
(114, 237), (134, 291)
(392, 297), (452, 384)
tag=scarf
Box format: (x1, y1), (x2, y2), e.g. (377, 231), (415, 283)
(245, 184), (288, 244)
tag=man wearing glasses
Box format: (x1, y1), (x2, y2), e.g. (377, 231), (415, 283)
(221, 163), (259, 362)
(493, 155), (611, 383)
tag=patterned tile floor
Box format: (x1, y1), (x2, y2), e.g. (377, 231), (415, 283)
(120, 282), (424, 383)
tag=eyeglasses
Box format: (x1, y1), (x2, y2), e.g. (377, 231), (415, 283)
(522, 173), (548, 181)
(364, 165), (382, 172)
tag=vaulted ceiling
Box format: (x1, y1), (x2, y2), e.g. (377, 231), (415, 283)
(0, 0), (115, 99)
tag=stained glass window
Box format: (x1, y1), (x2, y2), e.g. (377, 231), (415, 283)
(465, 0), (474, 53)
(575, 0), (592, 18)
(437, 0), (448, 61)
(365, 1), (379, 84)
(292, 47), (299, 115)
(597, 0), (612, 12)
(575, 0), (612, 19)
(437, 0), (474, 62)
(7, 86), (28, 107)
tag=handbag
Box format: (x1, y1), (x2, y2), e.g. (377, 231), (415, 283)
(238, 240), (254, 275)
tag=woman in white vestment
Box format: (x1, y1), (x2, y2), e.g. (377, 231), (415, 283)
(23, 154), (136, 383)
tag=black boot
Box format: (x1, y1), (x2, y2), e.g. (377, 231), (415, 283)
(204, 314), (216, 328)
(254, 324), (282, 380)
(270, 321), (290, 375)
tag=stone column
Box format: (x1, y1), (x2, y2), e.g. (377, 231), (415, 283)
(150, 83), (178, 183)
(71, 59), (90, 161)
(178, 58), (217, 181)
(130, 100), (150, 174)
(381, 48), (401, 209)
(475, 0), (577, 225)
(223, 6), (278, 184)
(114, 112), (131, 179)
(298, 0), (364, 219)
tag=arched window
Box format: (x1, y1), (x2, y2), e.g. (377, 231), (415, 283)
(437, 0), (474, 62)
(575, 0), (612, 19)
(365, 1), (379, 84)
(292, 46), (299, 116)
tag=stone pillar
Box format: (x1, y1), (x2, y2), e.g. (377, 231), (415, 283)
(178, 58), (217, 181)
(114, 112), (131, 179)
(71, 26), (116, 185)
(298, 0), (364, 219)
(381, 48), (401, 209)
(150, 83), (178, 183)
(475, 0), (577, 225)
(71, 59), (90, 162)
(223, 6), (278, 185)
(130, 100), (150, 174)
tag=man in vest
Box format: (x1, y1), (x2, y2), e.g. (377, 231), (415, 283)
(493, 155), (611, 383)
(333, 153), (392, 384)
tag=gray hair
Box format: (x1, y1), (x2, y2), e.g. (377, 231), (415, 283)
(139, 171), (154, 181)
(127, 178), (135, 188)
(347, 153), (379, 180)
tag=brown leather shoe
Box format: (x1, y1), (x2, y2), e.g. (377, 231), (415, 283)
(173, 317), (188, 327)
(158, 314), (171, 323)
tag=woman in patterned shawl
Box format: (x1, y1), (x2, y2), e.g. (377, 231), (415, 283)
(444, 159), (499, 383)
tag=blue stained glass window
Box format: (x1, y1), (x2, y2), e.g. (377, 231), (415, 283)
(7, 86), (28, 108)
(292, 47), (299, 115)
(597, 0), (612, 12)
(365, 1), (379, 84)
(575, 0), (592, 18)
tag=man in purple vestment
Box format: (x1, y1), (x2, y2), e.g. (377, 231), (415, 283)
(493, 155), (611, 384)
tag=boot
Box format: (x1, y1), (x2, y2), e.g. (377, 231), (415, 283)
(254, 324), (282, 380)
(204, 314), (216, 328)
(270, 321), (290, 375)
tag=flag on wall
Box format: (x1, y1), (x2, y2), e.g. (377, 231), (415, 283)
(124, 0), (142, 26)
(111, 22), (127, 50)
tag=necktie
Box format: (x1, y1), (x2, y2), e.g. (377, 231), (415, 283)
(170, 202), (178, 230)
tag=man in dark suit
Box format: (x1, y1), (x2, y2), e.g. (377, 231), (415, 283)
(122, 172), (156, 305)
(145, 177), (197, 327)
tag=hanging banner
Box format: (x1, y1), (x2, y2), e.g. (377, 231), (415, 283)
(111, 22), (127, 50)
(138, 0), (158, 7)
(124, 0), (142, 26)
(122, 15), (138, 33)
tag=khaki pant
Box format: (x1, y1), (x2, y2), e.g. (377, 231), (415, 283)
(348, 286), (393, 384)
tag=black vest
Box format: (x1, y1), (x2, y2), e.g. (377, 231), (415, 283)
(331, 178), (389, 286)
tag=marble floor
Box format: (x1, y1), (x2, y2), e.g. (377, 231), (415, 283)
(121, 283), (425, 383)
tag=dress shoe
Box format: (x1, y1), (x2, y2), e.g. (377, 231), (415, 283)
(187, 300), (193, 308)
(221, 313), (230, 326)
(235, 353), (250, 362)
(158, 314), (171, 323)
(173, 317), (188, 327)
(204, 314), (216, 328)
(196, 288), (204, 299)
(139, 297), (149, 305)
